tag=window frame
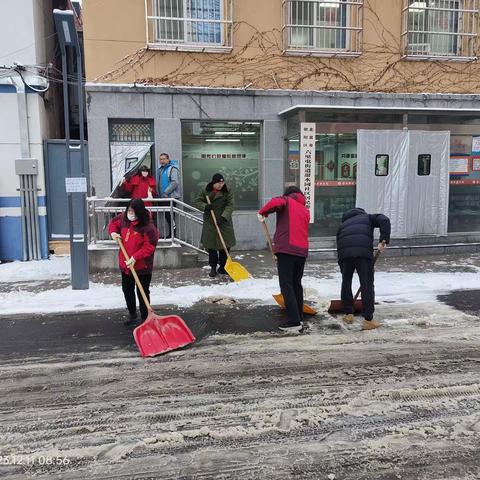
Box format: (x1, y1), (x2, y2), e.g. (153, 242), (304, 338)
(283, 0), (364, 57)
(401, 0), (479, 61)
(145, 0), (233, 53)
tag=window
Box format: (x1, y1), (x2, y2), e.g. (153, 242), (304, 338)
(182, 121), (260, 210)
(375, 154), (389, 176)
(283, 0), (363, 56)
(418, 154), (431, 175)
(402, 0), (478, 60)
(146, 0), (233, 51)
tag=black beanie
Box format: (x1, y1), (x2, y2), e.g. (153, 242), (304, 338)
(211, 173), (225, 183)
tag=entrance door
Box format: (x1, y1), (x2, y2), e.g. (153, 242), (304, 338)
(356, 130), (449, 237)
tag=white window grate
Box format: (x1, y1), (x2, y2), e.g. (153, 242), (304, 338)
(145, 0), (233, 52)
(401, 0), (479, 60)
(283, 0), (363, 56)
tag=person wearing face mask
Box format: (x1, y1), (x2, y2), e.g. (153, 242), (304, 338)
(122, 165), (157, 207)
(196, 173), (236, 278)
(108, 198), (159, 325)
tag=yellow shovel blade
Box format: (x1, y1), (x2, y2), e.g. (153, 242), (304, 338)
(225, 257), (250, 282)
(272, 293), (317, 315)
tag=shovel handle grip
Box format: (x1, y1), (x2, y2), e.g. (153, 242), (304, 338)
(353, 241), (386, 301)
(115, 236), (152, 312)
(206, 195), (231, 259)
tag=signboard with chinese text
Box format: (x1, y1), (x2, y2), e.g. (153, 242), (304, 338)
(300, 123), (315, 223)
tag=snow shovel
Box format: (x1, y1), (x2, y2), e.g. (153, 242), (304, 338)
(261, 221), (317, 316)
(206, 195), (250, 282)
(328, 243), (385, 314)
(116, 237), (195, 357)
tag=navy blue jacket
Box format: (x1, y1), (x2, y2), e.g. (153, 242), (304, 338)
(336, 208), (391, 261)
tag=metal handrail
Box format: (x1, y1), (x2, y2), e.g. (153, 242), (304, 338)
(87, 197), (206, 254)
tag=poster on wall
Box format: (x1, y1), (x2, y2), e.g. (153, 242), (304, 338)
(472, 156), (480, 171)
(300, 123), (315, 223)
(472, 136), (480, 155)
(449, 156), (470, 175)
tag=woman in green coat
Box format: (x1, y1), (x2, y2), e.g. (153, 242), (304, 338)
(196, 173), (236, 277)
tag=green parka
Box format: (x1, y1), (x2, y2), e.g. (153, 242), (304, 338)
(196, 185), (236, 250)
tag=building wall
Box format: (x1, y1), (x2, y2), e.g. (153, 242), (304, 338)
(0, 0), (53, 260)
(83, 0), (480, 94)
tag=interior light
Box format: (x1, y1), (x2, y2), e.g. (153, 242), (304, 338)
(410, 1), (427, 11)
(214, 131), (256, 135)
(319, 0), (340, 7)
(205, 138), (241, 142)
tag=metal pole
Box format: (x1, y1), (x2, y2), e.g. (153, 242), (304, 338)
(74, 45), (89, 288)
(61, 49), (75, 286)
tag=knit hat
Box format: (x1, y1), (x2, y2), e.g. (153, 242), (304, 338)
(211, 173), (225, 183)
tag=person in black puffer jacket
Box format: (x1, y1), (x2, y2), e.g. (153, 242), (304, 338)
(336, 208), (391, 330)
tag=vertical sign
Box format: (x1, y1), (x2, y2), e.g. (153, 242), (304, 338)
(300, 123), (315, 223)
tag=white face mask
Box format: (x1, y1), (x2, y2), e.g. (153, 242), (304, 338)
(127, 213), (137, 222)
(141, 171), (148, 177)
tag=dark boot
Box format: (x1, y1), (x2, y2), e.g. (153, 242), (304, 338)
(209, 267), (217, 277)
(124, 310), (138, 326)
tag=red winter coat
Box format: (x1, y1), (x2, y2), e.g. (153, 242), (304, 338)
(259, 192), (310, 257)
(123, 174), (157, 206)
(108, 214), (159, 274)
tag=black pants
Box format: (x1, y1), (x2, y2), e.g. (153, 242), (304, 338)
(165, 211), (176, 238)
(121, 272), (152, 320)
(208, 248), (228, 270)
(339, 257), (374, 320)
(277, 253), (306, 326)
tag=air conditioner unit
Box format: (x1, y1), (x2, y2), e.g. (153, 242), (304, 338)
(409, 42), (431, 54)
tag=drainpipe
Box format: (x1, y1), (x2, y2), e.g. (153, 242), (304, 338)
(11, 74), (42, 261)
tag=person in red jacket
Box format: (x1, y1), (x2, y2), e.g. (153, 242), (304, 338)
(258, 186), (310, 333)
(122, 165), (157, 207)
(108, 198), (159, 325)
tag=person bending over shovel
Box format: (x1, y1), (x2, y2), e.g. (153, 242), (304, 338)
(258, 186), (310, 333)
(108, 198), (159, 325)
(336, 208), (390, 330)
(196, 173), (236, 278)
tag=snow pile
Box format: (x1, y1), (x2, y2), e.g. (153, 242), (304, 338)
(0, 256), (70, 283)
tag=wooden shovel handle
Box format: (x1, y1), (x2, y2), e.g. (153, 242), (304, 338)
(206, 195), (231, 260)
(116, 236), (152, 312)
(353, 241), (386, 301)
(261, 221), (277, 267)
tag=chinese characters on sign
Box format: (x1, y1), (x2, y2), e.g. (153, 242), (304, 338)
(300, 123), (315, 223)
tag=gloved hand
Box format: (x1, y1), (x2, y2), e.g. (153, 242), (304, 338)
(111, 232), (121, 241)
(257, 213), (266, 222)
(125, 256), (136, 267)
(217, 216), (227, 226)
(204, 204), (213, 212)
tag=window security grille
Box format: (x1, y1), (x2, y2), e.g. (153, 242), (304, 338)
(283, 0), (363, 56)
(146, 0), (233, 51)
(401, 0), (479, 60)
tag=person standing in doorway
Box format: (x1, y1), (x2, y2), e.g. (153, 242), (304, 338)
(196, 173), (236, 278)
(258, 186), (310, 333)
(157, 153), (181, 238)
(122, 165), (157, 207)
(336, 207), (390, 330)
(108, 199), (159, 325)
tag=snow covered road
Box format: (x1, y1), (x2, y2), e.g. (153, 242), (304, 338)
(0, 299), (479, 479)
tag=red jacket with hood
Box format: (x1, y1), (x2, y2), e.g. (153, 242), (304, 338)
(108, 214), (159, 274)
(259, 192), (310, 257)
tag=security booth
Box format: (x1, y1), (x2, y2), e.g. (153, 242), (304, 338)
(282, 106), (480, 240)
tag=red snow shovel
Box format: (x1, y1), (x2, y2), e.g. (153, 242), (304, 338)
(261, 221), (317, 316)
(116, 237), (195, 357)
(328, 242), (385, 314)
